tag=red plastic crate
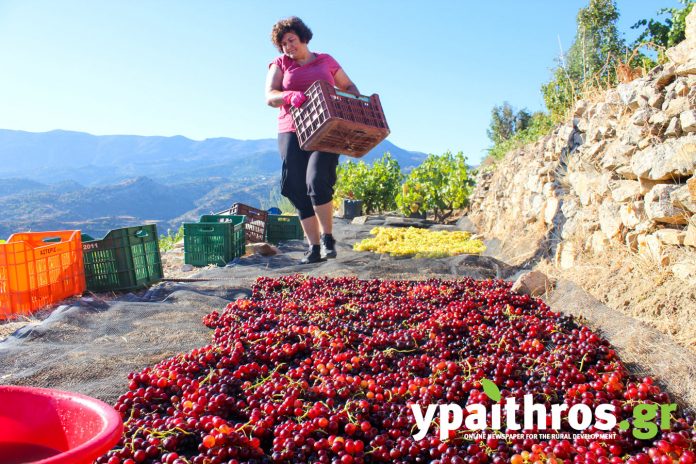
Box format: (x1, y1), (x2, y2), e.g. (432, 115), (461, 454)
(290, 80), (390, 158)
(219, 203), (268, 243)
(0, 230), (86, 319)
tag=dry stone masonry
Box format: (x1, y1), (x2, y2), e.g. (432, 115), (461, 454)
(469, 8), (696, 282)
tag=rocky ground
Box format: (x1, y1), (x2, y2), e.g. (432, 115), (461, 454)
(468, 10), (696, 355)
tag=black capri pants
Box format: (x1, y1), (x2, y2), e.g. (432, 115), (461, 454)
(278, 132), (340, 220)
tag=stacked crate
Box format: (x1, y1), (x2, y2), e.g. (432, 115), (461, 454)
(184, 214), (246, 267)
(226, 203), (267, 243)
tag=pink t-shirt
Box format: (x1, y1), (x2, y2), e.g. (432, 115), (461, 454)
(270, 52), (341, 133)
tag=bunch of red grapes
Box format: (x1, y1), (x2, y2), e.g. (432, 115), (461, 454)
(97, 275), (694, 464)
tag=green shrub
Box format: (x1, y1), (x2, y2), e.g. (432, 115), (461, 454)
(335, 153), (403, 214)
(159, 225), (184, 253)
(396, 151), (473, 223)
(488, 112), (555, 161)
(632, 0), (694, 61)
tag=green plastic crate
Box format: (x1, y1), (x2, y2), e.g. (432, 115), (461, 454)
(82, 225), (163, 292)
(199, 215), (246, 258)
(184, 215), (245, 266)
(265, 214), (304, 244)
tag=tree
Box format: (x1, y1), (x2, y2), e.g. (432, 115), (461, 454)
(487, 111), (554, 161)
(631, 0), (694, 61)
(487, 102), (532, 145)
(567, 0), (624, 84)
(542, 0), (626, 121)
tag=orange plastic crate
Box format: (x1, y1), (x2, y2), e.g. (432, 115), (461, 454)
(0, 230), (86, 319)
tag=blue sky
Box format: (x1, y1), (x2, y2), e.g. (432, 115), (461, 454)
(0, 1), (682, 165)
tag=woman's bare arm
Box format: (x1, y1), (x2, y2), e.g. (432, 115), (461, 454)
(334, 68), (360, 96)
(265, 64), (285, 107)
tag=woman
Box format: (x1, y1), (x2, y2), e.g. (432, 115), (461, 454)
(265, 16), (360, 264)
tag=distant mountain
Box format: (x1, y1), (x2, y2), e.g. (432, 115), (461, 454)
(0, 175), (277, 239)
(0, 178), (48, 196)
(0, 128), (427, 238)
(0, 129), (426, 185)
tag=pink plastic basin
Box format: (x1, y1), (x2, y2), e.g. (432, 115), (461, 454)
(0, 385), (123, 464)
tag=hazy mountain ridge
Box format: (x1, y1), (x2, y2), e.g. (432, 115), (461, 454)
(0, 129), (424, 184)
(0, 129), (425, 238)
(0, 175), (276, 238)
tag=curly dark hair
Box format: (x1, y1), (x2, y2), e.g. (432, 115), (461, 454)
(270, 16), (313, 52)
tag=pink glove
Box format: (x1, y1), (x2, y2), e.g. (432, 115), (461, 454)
(282, 91), (307, 108)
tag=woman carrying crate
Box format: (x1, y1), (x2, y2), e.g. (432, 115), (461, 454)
(265, 16), (360, 264)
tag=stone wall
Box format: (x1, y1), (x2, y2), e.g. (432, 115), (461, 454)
(469, 9), (696, 284)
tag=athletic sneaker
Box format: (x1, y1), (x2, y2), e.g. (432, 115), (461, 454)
(321, 233), (337, 259)
(300, 245), (324, 264)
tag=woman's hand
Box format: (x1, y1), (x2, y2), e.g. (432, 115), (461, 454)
(283, 91), (307, 108)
